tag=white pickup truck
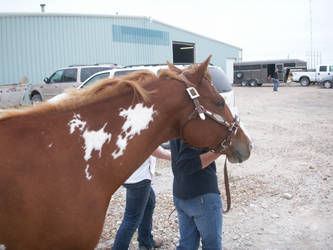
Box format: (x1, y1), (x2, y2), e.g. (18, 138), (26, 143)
(291, 64), (333, 86)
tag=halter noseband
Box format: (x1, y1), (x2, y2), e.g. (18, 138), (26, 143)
(179, 74), (240, 153)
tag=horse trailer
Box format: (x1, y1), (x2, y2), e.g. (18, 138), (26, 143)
(233, 59), (307, 86)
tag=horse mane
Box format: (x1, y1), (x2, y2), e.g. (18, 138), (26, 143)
(0, 69), (184, 120)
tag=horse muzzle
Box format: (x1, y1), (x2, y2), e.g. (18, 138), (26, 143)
(227, 140), (253, 163)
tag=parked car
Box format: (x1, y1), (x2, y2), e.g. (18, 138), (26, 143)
(29, 64), (120, 104)
(320, 75), (333, 89)
(50, 64), (237, 149)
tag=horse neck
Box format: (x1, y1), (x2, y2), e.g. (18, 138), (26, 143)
(144, 77), (193, 144)
(97, 78), (192, 192)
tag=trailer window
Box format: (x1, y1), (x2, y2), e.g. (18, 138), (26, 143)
(284, 63), (296, 67)
(236, 64), (261, 71)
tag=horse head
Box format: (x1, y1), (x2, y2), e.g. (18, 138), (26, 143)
(168, 56), (252, 163)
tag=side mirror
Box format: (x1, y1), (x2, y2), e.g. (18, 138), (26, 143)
(44, 77), (50, 83)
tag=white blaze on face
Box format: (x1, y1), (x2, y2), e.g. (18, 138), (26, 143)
(112, 103), (156, 159)
(68, 114), (112, 181)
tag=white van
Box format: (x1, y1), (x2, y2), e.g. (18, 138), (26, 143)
(76, 64), (237, 115)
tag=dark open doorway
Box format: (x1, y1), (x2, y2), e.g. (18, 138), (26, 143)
(267, 64), (275, 77)
(172, 41), (195, 64)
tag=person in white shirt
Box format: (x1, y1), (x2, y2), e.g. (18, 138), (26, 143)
(112, 146), (171, 250)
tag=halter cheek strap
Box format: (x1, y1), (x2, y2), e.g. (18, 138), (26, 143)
(179, 74), (240, 153)
(180, 74), (206, 120)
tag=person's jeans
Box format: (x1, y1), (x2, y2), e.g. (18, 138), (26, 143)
(272, 78), (280, 91)
(112, 179), (156, 250)
(173, 193), (223, 250)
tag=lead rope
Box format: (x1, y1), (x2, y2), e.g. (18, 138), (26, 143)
(223, 158), (231, 213)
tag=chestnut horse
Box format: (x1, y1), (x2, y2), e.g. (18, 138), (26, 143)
(0, 56), (252, 249)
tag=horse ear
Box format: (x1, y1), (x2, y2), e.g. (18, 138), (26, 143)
(167, 60), (182, 73)
(193, 55), (212, 84)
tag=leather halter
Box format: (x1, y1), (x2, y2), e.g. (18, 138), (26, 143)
(179, 74), (240, 153)
(179, 73), (240, 213)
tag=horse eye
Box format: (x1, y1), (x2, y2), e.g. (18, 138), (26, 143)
(216, 102), (224, 107)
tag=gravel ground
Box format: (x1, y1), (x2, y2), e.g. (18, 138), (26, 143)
(96, 83), (333, 250)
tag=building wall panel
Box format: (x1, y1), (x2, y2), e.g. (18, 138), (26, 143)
(0, 14), (241, 86)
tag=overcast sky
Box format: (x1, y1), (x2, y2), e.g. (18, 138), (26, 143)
(1, 0), (332, 67)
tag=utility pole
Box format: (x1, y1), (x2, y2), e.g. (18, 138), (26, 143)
(309, 0), (313, 69)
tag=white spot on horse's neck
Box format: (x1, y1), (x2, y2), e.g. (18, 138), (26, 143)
(82, 123), (111, 161)
(112, 103), (156, 159)
(68, 114), (86, 134)
(68, 114), (112, 181)
(85, 165), (93, 180)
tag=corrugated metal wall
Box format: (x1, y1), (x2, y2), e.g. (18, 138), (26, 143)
(0, 13), (241, 86)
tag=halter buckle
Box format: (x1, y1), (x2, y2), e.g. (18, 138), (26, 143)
(186, 87), (200, 99)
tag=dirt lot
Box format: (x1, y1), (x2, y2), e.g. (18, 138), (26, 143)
(96, 83), (333, 250)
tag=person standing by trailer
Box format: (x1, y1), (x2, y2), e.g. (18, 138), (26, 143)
(270, 67), (280, 91)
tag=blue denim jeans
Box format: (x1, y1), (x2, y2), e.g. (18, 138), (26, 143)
(112, 179), (156, 250)
(173, 193), (223, 250)
(272, 78), (280, 91)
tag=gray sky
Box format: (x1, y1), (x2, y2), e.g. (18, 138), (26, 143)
(1, 0), (332, 66)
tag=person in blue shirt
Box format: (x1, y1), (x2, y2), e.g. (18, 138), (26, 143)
(170, 138), (224, 250)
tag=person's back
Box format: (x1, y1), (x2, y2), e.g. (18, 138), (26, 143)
(170, 139), (220, 200)
(170, 138), (223, 250)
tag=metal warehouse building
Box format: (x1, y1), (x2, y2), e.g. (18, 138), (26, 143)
(0, 13), (242, 86)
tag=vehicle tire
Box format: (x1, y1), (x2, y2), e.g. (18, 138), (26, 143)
(236, 72), (243, 79)
(248, 79), (258, 87)
(300, 77), (310, 86)
(257, 82), (263, 87)
(240, 80), (248, 86)
(31, 93), (42, 105)
(323, 80), (332, 89)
